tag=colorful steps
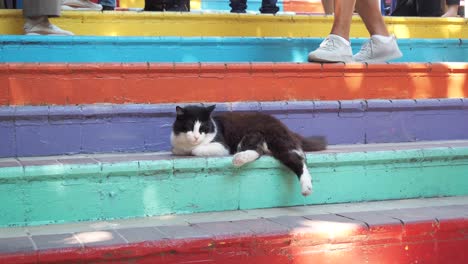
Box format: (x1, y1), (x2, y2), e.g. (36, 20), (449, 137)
(118, 0), (326, 13)
(0, 196), (467, 263)
(1, 36), (466, 63)
(1, 141), (468, 227)
(1, 10), (467, 38)
(1, 63), (467, 107)
(2, 100), (468, 157)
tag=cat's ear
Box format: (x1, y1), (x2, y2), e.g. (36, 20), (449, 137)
(176, 106), (184, 116)
(206, 105), (216, 113)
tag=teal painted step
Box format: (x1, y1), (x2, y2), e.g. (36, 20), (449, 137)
(1, 141), (468, 227)
(0, 36), (466, 62)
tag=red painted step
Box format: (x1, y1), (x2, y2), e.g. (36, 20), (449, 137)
(0, 203), (466, 264)
(1, 62), (467, 106)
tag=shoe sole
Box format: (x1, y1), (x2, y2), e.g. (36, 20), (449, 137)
(308, 55), (354, 63)
(354, 52), (403, 64)
(62, 6), (102, 11)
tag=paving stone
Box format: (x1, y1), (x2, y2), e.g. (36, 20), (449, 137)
(18, 158), (60, 167)
(376, 208), (438, 224)
(115, 227), (167, 243)
(338, 211), (403, 227)
(156, 225), (212, 240)
(304, 214), (366, 225)
(94, 156), (140, 163)
(75, 230), (126, 247)
(0, 159), (21, 168)
(194, 221), (254, 238)
(267, 215), (308, 230)
(231, 218), (289, 235)
(57, 157), (100, 165)
(32, 233), (81, 250)
(0, 237), (35, 253)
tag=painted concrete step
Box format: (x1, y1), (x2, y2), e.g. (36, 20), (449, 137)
(1, 36), (467, 63)
(1, 63), (467, 107)
(1, 10), (467, 38)
(0, 196), (467, 263)
(1, 100), (468, 158)
(1, 141), (468, 227)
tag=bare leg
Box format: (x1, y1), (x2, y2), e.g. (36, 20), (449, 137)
(355, 0), (390, 37)
(321, 0), (334, 15)
(329, 0), (356, 41)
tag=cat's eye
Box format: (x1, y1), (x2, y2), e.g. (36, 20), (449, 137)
(184, 121), (194, 130)
(200, 124), (210, 133)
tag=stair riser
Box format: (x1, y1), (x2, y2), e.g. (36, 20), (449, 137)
(1, 63), (467, 106)
(1, 147), (467, 227)
(1, 37), (466, 62)
(2, 222), (465, 264)
(2, 99), (467, 157)
(1, 11), (466, 38)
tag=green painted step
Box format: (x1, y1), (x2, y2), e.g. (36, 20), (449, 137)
(1, 141), (468, 227)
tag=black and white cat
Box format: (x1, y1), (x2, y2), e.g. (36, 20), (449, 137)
(170, 105), (326, 196)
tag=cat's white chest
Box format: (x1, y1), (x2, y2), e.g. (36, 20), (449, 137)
(170, 132), (196, 155)
(171, 132), (229, 156)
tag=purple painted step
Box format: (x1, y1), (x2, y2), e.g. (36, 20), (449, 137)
(0, 99), (467, 157)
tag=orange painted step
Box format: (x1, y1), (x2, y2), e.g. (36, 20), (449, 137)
(1, 63), (467, 106)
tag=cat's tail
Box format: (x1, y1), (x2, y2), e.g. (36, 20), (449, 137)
(300, 136), (327, 152)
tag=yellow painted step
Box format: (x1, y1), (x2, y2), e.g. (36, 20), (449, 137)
(1, 10), (466, 38)
(118, 0), (202, 10)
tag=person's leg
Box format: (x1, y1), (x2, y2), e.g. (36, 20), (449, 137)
(442, 0), (460, 17)
(321, 0), (334, 15)
(230, 0), (247, 13)
(391, 0), (418, 16)
(355, 0), (389, 36)
(353, 0), (402, 62)
(23, 0), (61, 17)
(329, 0), (356, 41)
(259, 0), (279, 14)
(144, 0), (164, 11)
(23, 0), (73, 35)
(307, 0), (355, 62)
(99, 0), (116, 10)
(164, 0), (190, 11)
(415, 0), (443, 16)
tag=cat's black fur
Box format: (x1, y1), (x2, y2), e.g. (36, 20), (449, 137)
(171, 105), (326, 195)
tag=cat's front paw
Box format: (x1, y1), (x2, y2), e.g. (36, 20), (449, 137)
(300, 174), (313, 196)
(233, 150), (260, 167)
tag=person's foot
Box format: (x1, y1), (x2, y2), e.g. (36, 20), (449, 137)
(62, 0), (103, 11)
(102, 5), (114, 11)
(442, 5), (459, 17)
(24, 16), (74, 36)
(353, 35), (402, 63)
(308, 34), (353, 63)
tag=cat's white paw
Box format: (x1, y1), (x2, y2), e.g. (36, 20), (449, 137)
(192, 143), (229, 157)
(300, 178), (312, 196)
(233, 150), (260, 167)
(300, 165), (313, 196)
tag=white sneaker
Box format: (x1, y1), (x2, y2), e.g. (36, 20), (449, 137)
(62, 0), (102, 11)
(353, 35), (403, 63)
(308, 34), (353, 63)
(24, 17), (74, 36)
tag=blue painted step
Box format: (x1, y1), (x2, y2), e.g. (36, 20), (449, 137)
(2, 99), (468, 158)
(0, 36), (466, 62)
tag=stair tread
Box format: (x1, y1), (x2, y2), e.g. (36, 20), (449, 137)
(1, 10), (467, 38)
(2, 140), (468, 168)
(0, 196), (466, 253)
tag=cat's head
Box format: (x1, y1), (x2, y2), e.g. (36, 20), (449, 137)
(172, 105), (216, 146)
